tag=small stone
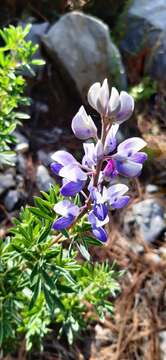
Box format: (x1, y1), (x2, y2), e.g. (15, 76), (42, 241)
(124, 198), (166, 244)
(14, 131), (29, 153)
(16, 154), (27, 175)
(4, 190), (25, 211)
(146, 184), (159, 194)
(36, 165), (54, 192)
(15, 142), (29, 154)
(159, 331), (166, 360)
(16, 174), (24, 188)
(37, 150), (53, 167)
(0, 173), (15, 196)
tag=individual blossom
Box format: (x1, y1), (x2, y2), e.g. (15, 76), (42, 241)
(112, 137), (147, 177)
(106, 184), (130, 209)
(88, 211), (108, 242)
(72, 105), (97, 140)
(88, 78), (134, 123)
(88, 184), (130, 241)
(53, 200), (80, 230)
(82, 140), (104, 168)
(103, 158), (118, 179)
(104, 123), (119, 155)
(51, 150), (87, 196)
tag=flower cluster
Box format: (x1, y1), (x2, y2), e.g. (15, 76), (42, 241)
(51, 79), (147, 242)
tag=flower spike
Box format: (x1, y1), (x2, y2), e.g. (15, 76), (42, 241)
(51, 78), (147, 243)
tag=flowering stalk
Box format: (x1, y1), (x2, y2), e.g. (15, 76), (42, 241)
(51, 79), (147, 243)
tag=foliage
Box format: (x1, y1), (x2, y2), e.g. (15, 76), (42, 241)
(0, 24), (44, 167)
(0, 186), (121, 355)
(129, 77), (157, 102)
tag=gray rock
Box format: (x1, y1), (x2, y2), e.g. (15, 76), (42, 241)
(16, 174), (24, 188)
(0, 173), (15, 196)
(132, 199), (166, 243)
(14, 131), (29, 153)
(36, 165), (54, 192)
(16, 154), (27, 176)
(4, 190), (25, 211)
(159, 331), (166, 360)
(146, 184), (159, 194)
(120, 0), (166, 83)
(37, 150), (54, 167)
(42, 11), (126, 100)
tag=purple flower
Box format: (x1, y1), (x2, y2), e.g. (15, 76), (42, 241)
(82, 140), (104, 168)
(87, 79), (134, 123)
(72, 106), (97, 140)
(51, 150), (87, 196)
(103, 159), (118, 179)
(88, 210), (108, 242)
(92, 226), (108, 242)
(113, 137), (147, 177)
(92, 184), (130, 210)
(104, 123), (119, 155)
(82, 143), (96, 168)
(115, 91), (134, 124)
(51, 150), (78, 169)
(53, 200), (80, 230)
(93, 203), (108, 221)
(94, 140), (104, 162)
(50, 78), (147, 244)
(60, 179), (85, 197)
(106, 184), (130, 209)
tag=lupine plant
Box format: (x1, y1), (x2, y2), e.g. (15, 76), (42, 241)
(0, 78), (147, 356)
(0, 24), (44, 167)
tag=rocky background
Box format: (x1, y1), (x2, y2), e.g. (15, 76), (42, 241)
(0, 1), (166, 359)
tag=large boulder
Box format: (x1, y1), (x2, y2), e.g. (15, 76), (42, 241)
(42, 11), (126, 100)
(120, 0), (166, 83)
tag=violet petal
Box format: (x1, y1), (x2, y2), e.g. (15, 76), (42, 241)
(87, 82), (101, 111)
(59, 164), (87, 182)
(92, 226), (108, 242)
(72, 106), (97, 140)
(107, 183), (129, 198)
(107, 87), (120, 115)
(130, 152), (148, 164)
(93, 203), (108, 221)
(50, 162), (63, 175)
(104, 123), (119, 155)
(115, 159), (143, 177)
(116, 91), (134, 124)
(111, 195), (130, 209)
(51, 150), (77, 166)
(96, 79), (109, 115)
(54, 200), (79, 217)
(117, 137), (147, 156)
(60, 180), (84, 196)
(52, 215), (74, 230)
